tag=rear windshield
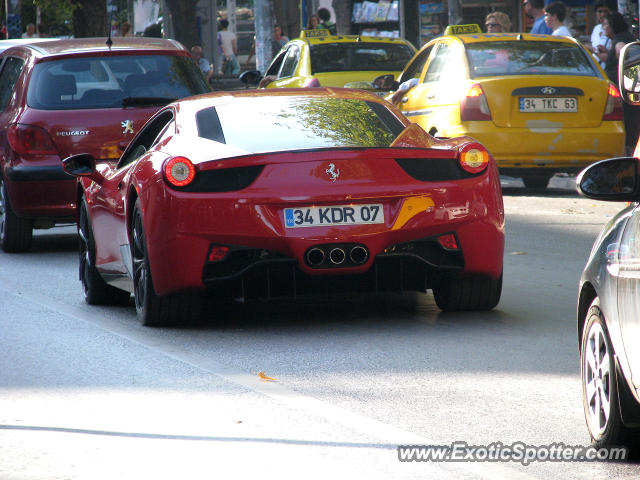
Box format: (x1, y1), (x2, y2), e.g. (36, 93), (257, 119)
(27, 53), (211, 110)
(465, 41), (600, 78)
(310, 42), (414, 74)
(196, 96), (405, 152)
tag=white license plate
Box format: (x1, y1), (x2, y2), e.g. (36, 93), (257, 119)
(284, 204), (384, 228)
(519, 97), (577, 113)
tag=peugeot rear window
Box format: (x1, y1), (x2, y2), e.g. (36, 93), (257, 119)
(465, 41), (600, 78)
(27, 54), (210, 110)
(196, 97), (405, 152)
(310, 42), (414, 73)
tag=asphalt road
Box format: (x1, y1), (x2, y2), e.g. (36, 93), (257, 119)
(1, 178), (639, 479)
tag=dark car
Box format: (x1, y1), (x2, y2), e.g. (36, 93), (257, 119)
(62, 88), (504, 326)
(0, 37), (211, 252)
(575, 42), (640, 449)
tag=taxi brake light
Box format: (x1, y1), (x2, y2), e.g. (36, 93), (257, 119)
(7, 124), (58, 155)
(164, 156), (196, 187)
(458, 142), (489, 174)
(603, 83), (623, 121)
(460, 84), (491, 121)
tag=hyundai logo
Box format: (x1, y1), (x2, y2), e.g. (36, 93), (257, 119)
(541, 87), (556, 95)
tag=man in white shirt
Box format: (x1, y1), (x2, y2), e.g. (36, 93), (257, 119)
(591, 1), (611, 67)
(21, 23), (38, 38)
(544, 2), (572, 37)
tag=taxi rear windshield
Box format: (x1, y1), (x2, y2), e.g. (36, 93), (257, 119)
(27, 54), (211, 110)
(196, 97), (405, 152)
(465, 41), (600, 78)
(310, 42), (414, 73)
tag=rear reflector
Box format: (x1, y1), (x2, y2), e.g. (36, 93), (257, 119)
(7, 123), (58, 155)
(208, 245), (230, 262)
(437, 233), (459, 250)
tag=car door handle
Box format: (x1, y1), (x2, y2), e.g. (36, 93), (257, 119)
(426, 94), (435, 100)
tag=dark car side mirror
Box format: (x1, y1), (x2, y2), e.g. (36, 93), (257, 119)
(576, 157), (639, 201)
(619, 42), (640, 105)
(372, 74), (399, 91)
(62, 153), (104, 185)
(239, 70), (263, 86)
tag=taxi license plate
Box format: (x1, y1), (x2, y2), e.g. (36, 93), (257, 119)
(519, 97), (577, 113)
(284, 204), (384, 228)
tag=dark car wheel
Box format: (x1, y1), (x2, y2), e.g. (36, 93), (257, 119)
(78, 197), (130, 305)
(0, 176), (33, 253)
(581, 300), (640, 448)
(131, 199), (201, 327)
(522, 174), (552, 189)
(432, 273), (502, 311)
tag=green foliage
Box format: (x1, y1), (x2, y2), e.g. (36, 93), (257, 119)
(21, 0), (76, 37)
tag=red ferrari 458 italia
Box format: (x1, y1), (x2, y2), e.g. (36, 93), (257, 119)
(63, 88), (505, 326)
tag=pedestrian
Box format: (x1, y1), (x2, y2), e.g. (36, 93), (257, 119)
(602, 12), (638, 150)
(590, 1), (612, 67)
(120, 22), (132, 37)
(523, 0), (553, 34)
(307, 14), (320, 30)
(22, 22), (38, 39)
(544, 2), (572, 37)
(191, 45), (214, 83)
(219, 19), (239, 76)
(317, 8), (337, 34)
(485, 12), (512, 33)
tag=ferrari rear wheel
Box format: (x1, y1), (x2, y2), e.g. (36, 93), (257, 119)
(432, 273), (502, 311)
(131, 199), (201, 327)
(78, 197), (130, 305)
(581, 300), (640, 448)
(0, 176), (33, 253)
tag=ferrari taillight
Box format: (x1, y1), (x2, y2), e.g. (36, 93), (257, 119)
(458, 142), (489, 174)
(7, 123), (58, 155)
(164, 156), (196, 187)
(603, 83), (623, 121)
(460, 84), (491, 121)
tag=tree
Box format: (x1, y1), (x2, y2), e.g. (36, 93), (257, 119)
(72, 0), (108, 37)
(332, 0), (354, 35)
(164, 0), (200, 49)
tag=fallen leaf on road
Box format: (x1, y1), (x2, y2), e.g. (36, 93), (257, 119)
(511, 251), (528, 255)
(258, 371), (277, 382)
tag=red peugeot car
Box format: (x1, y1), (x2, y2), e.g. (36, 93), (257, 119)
(63, 88), (505, 326)
(0, 37), (211, 252)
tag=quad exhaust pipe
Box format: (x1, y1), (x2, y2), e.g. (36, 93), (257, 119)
(305, 244), (369, 268)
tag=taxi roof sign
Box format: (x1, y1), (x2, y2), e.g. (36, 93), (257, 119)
(444, 24), (482, 35)
(301, 29), (330, 39)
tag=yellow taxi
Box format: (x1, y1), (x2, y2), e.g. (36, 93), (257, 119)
(385, 25), (625, 188)
(240, 29), (416, 91)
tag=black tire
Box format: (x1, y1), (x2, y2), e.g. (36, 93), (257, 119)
(432, 273), (502, 311)
(522, 174), (552, 189)
(581, 300), (640, 448)
(78, 197), (130, 305)
(0, 176), (33, 253)
(131, 199), (201, 327)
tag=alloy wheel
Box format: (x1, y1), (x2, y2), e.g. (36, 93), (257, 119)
(132, 209), (147, 310)
(583, 321), (612, 437)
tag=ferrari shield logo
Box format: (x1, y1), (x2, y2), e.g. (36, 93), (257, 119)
(121, 120), (134, 134)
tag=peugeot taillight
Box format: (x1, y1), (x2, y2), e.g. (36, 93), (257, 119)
(164, 156), (196, 187)
(603, 83), (623, 121)
(7, 124), (58, 155)
(460, 84), (491, 121)
(458, 142), (489, 174)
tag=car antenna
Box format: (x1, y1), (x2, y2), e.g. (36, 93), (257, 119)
(106, 14), (113, 48)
